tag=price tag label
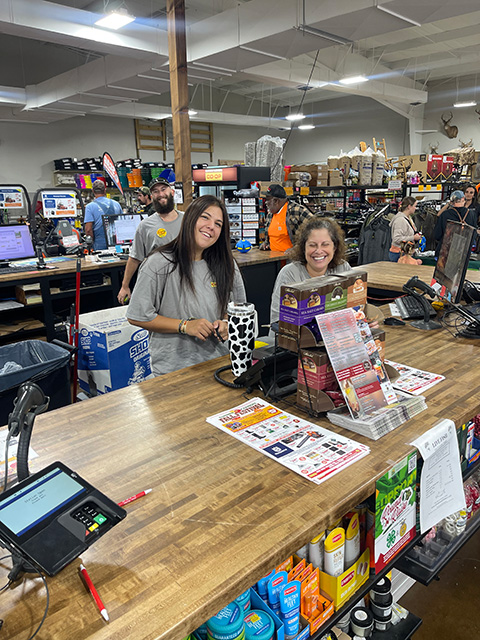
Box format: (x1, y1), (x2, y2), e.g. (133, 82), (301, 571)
(300, 187), (310, 195)
(387, 179), (403, 190)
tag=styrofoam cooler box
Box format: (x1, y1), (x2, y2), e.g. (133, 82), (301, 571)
(78, 307), (153, 395)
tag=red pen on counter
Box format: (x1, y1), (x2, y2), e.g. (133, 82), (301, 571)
(79, 563), (109, 622)
(118, 488), (152, 507)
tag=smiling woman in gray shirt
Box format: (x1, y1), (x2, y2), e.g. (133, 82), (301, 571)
(127, 196), (246, 376)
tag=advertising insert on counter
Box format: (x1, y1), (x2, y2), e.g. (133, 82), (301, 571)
(316, 308), (397, 420)
(374, 451), (417, 572)
(207, 397), (370, 485)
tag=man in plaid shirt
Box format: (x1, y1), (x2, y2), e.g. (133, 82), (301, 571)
(260, 184), (314, 252)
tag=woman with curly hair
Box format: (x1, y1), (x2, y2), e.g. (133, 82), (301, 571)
(270, 217), (351, 325)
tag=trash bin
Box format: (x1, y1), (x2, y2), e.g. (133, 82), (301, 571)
(0, 340), (74, 426)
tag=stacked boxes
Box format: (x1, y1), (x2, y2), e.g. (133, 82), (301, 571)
(278, 276), (348, 352)
(297, 348), (338, 413)
(329, 170), (343, 187)
(278, 270), (367, 352)
(317, 164), (329, 187)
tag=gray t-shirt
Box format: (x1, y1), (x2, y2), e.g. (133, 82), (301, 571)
(270, 260), (351, 325)
(127, 251), (247, 375)
(129, 211), (183, 261)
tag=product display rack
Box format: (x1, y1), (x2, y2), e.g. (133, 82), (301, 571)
(311, 457), (480, 638)
(310, 530), (424, 640)
(370, 613), (422, 639)
(296, 184), (407, 213)
(394, 459), (480, 586)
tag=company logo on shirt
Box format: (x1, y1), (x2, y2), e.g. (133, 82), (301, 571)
(156, 228), (167, 238)
(211, 281), (217, 287)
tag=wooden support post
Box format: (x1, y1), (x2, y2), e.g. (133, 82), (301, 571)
(166, 0), (192, 210)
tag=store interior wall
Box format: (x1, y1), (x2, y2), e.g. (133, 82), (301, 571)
(0, 96), (411, 193)
(421, 77), (480, 155)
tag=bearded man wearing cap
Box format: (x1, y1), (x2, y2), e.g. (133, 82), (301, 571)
(434, 189), (478, 258)
(84, 179), (123, 250)
(137, 186), (154, 216)
(259, 184), (314, 252)
(118, 177), (183, 304)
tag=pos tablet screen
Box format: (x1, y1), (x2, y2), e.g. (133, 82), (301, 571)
(0, 462), (126, 576)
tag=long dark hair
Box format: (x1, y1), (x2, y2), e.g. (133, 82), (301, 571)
(156, 195), (235, 316)
(290, 217), (346, 268)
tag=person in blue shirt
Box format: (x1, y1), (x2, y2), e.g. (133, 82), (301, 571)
(84, 180), (123, 250)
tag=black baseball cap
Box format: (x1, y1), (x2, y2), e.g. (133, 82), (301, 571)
(262, 184), (287, 199)
(149, 177), (172, 189)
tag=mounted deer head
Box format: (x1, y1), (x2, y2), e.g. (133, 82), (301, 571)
(441, 112), (458, 139)
(429, 141), (440, 154)
(476, 109), (480, 120)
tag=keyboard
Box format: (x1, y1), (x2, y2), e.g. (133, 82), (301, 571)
(395, 295), (436, 320)
(0, 264), (42, 275)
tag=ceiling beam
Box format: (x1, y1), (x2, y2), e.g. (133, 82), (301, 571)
(0, 0), (169, 58)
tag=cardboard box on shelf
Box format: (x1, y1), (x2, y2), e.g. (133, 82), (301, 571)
(77, 307), (153, 395)
(329, 171), (344, 187)
(319, 548), (370, 610)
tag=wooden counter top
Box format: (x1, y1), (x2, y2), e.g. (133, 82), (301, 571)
(0, 257), (125, 284)
(360, 261), (480, 292)
(3, 318), (480, 639)
(233, 247), (287, 267)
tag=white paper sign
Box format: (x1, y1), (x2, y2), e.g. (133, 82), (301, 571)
(411, 419), (466, 533)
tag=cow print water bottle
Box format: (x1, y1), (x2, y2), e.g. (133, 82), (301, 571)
(228, 301), (256, 378)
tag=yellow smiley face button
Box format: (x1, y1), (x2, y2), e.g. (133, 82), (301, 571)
(157, 228), (167, 238)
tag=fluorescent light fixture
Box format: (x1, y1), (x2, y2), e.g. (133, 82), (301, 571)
(95, 10), (135, 30)
(298, 124), (315, 130)
(377, 5), (421, 27)
(415, 130), (438, 134)
(286, 113), (305, 121)
(454, 101), (477, 108)
(339, 75), (369, 85)
(188, 109), (198, 116)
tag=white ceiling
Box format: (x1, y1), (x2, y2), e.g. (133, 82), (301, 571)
(0, 0), (479, 129)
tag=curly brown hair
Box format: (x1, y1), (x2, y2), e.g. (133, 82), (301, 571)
(290, 217), (346, 267)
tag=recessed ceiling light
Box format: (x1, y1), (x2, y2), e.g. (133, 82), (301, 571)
(339, 75), (369, 85)
(454, 101), (477, 108)
(95, 10), (135, 30)
(298, 124), (315, 130)
(285, 113), (305, 121)
(188, 109), (198, 116)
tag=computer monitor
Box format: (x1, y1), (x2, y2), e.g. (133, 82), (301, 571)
(0, 224), (36, 265)
(102, 214), (143, 247)
(431, 220), (475, 304)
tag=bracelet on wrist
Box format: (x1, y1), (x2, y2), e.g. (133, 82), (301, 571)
(179, 317), (195, 335)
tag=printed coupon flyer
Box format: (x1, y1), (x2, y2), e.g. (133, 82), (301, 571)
(316, 308), (397, 419)
(207, 397), (370, 485)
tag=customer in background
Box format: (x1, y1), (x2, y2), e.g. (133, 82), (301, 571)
(434, 190), (477, 257)
(398, 241), (422, 265)
(118, 178), (183, 304)
(127, 195), (246, 376)
(389, 196), (422, 262)
(270, 217), (351, 326)
(464, 184), (480, 223)
(84, 180), (123, 251)
(136, 186), (154, 216)
(259, 184), (314, 252)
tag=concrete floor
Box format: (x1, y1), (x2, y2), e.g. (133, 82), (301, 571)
(400, 530), (480, 638)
